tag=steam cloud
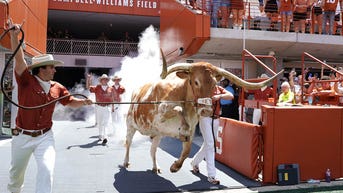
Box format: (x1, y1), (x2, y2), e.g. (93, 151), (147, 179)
(53, 25), (162, 143)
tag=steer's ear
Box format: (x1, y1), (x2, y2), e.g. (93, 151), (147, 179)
(176, 71), (190, 79)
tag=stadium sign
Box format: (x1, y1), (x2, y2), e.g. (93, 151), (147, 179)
(49, 0), (160, 16)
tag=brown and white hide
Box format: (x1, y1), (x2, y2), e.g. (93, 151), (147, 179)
(124, 62), (283, 173)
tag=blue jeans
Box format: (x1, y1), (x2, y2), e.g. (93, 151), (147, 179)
(322, 11), (335, 35)
(207, 0), (221, 27)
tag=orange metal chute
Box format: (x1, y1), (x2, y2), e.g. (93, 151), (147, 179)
(160, 0), (210, 63)
(0, 0), (47, 56)
(240, 49), (278, 119)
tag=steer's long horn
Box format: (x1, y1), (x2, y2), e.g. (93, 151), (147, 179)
(217, 68), (284, 90)
(166, 63), (192, 75)
(160, 49), (168, 79)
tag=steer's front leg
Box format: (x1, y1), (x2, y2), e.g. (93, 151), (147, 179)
(170, 140), (192, 172)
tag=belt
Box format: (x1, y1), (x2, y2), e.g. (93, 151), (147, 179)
(211, 115), (220, 119)
(12, 127), (51, 137)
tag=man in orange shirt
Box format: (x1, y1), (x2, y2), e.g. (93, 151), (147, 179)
(86, 74), (114, 145)
(191, 84), (233, 185)
(111, 75), (125, 131)
(251, 74), (274, 125)
(321, 0), (342, 35)
(8, 21), (92, 193)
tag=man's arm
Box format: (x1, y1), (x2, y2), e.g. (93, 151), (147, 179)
(86, 74), (92, 89)
(67, 98), (93, 108)
(8, 20), (27, 76)
(213, 86), (234, 101)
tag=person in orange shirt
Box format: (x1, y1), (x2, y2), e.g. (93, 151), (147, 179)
(321, 0), (342, 34)
(191, 84), (233, 185)
(219, 0), (232, 28)
(293, 0), (310, 33)
(87, 74), (114, 145)
(251, 74), (274, 125)
(111, 75), (125, 131)
(308, 75), (336, 105)
(231, 0), (245, 29)
(279, 0), (293, 32)
(7, 20), (92, 193)
(265, 0), (279, 31)
(310, 0), (323, 34)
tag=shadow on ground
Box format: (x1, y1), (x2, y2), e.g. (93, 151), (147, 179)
(113, 166), (228, 193)
(114, 166), (179, 193)
(66, 137), (103, 149)
(159, 136), (262, 189)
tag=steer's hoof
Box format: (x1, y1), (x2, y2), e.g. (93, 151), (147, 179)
(152, 168), (161, 174)
(170, 161), (181, 173)
(123, 162), (130, 168)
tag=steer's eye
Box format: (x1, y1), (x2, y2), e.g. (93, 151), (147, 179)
(195, 80), (199, 86)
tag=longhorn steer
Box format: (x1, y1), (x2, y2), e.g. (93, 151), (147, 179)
(124, 62), (283, 173)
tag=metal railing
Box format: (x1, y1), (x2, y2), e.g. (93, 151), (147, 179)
(46, 38), (139, 57)
(181, 0), (342, 35)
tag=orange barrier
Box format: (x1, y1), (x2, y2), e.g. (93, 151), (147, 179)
(0, 0), (47, 56)
(160, 0), (210, 63)
(262, 105), (343, 184)
(216, 118), (262, 179)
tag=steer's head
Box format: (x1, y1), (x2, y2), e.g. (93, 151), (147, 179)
(164, 62), (222, 116)
(160, 52), (284, 117)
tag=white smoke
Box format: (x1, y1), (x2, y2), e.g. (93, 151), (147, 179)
(111, 25), (162, 143)
(53, 25), (162, 144)
(116, 25), (162, 103)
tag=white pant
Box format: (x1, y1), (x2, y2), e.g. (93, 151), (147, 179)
(252, 108), (262, 125)
(96, 105), (111, 140)
(192, 116), (219, 178)
(8, 130), (55, 193)
(111, 104), (120, 122)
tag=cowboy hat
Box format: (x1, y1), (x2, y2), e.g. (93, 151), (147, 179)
(28, 54), (63, 70)
(98, 74), (110, 81)
(112, 75), (122, 81)
(260, 73), (269, 78)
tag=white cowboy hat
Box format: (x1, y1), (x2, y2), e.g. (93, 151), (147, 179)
(112, 75), (122, 81)
(28, 54), (63, 70)
(98, 74), (110, 81)
(260, 73), (269, 78)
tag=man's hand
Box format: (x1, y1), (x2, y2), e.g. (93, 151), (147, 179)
(212, 94), (222, 101)
(83, 99), (93, 105)
(86, 74), (93, 89)
(7, 18), (27, 76)
(7, 18), (21, 37)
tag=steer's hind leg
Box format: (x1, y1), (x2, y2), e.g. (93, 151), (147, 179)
(150, 135), (162, 173)
(124, 125), (136, 168)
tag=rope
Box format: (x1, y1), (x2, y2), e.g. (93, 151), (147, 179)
(211, 100), (217, 153)
(93, 100), (195, 105)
